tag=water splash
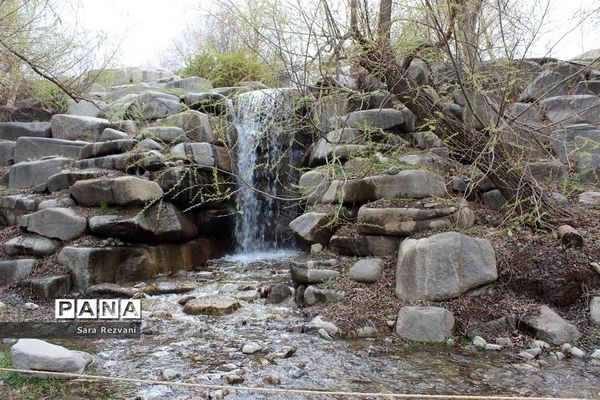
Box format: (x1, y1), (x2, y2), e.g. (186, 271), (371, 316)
(230, 88), (300, 258)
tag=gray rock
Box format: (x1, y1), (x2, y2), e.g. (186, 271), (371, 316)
(47, 170), (103, 193)
(0, 259), (35, 285)
(137, 138), (164, 151)
(395, 306), (455, 342)
(266, 283), (292, 304)
(0, 141), (16, 165)
(58, 238), (223, 290)
(550, 125), (600, 183)
(590, 297), (600, 325)
(357, 206), (456, 236)
(0, 122), (51, 140)
(496, 337), (513, 347)
(4, 234), (60, 256)
(70, 176), (163, 207)
(308, 316), (339, 336)
(541, 95), (600, 125)
(170, 143), (231, 171)
(328, 235), (401, 257)
(348, 258), (383, 283)
(21, 275), (71, 298)
(525, 161), (568, 182)
(570, 347), (585, 358)
(66, 99), (105, 117)
(143, 126), (186, 144)
(330, 108), (416, 132)
(100, 128), (129, 141)
(165, 76), (212, 92)
(519, 70), (576, 101)
(290, 264), (339, 284)
(482, 189), (508, 210)
(396, 232), (497, 301)
(485, 344), (502, 351)
(241, 343), (262, 354)
(38, 197), (76, 210)
(0, 195), (37, 225)
(309, 139), (368, 167)
(8, 157), (71, 188)
(298, 170), (329, 203)
(288, 213), (335, 246)
(452, 88), (500, 130)
(161, 368), (181, 381)
(303, 286), (345, 306)
(520, 305), (581, 345)
(578, 191), (600, 205)
(86, 283), (134, 298)
(162, 110), (215, 143)
(591, 349), (600, 359)
(51, 114), (112, 141)
(473, 336), (487, 348)
(89, 202), (197, 243)
(11, 339), (92, 374)
(124, 91), (182, 120)
(19, 208), (87, 241)
(79, 139), (136, 159)
(183, 298), (240, 316)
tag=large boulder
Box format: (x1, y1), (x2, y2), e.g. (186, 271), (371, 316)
(395, 306), (455, 342)
(58, 238), (224, 290)
(8, 157), (71, 188)
(162, 110), (215, 143)
(89, 202), (197, 242)
(0, 122), (51, 140)
(541, 95), (600, 125)
(329, 108), (415, 132)
(357, 206), (458, 236)
(19, 208), (87, 241)
(164, 76), (212, 92)
(11, 339), (92, 374)
(550, 125), (600, 183)
(520, 305), (581, 345)
(519, 70), (578, 101)
(4, 234), (60, 256)
(396, 232), (497, 301)
(51, 114), (112, 141)
(125, 91), (182, 120)
(70, 176), (163, 207)
(14, 137), (88, 162)
(0, 195), (37, 225)
(0, 259), (35, 285)
(288, 213), (336, 246)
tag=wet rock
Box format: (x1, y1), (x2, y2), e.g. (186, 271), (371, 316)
(143, 282), (196, 295)
(86, 283), (134, 298)
(89, 202), (197, 243)
(288, 212), (336, 246)
(0, 122), (51, 140)
(21, 275), (71, 299)
(0, 259), (35, 285)
(308, 316), (339, 337)
(183, 298), (240, 316)
(8, 157), (71, 189)
(70, 176), (163, 206)
(47, 170), (103, 193)
(303, 286), (345, 306)
(318, 328), (333, 340)
(11, 339), (92, 375)
(241, 343), (262, 354)
(348, 258), (383, 283)
(266, 283), (292, 304)
(357, 206), (456, 236)
(0, 195), (37, 226)
(473, 336), (487, 348)
(51, 114), (112, 141)
(329, 235), (401, 257)
(396, 232), (497, 301)
(19, 208), (87, 241)
(178, 295), (195, 305)
(289, 264), (339, 284)
(161, 368), (181, 381)
(520, 305), (581, 345)
(591, 297), (600, 324)
(4, 234), (60, 256)
(396, 306), (455, 343)
(15, 137), (88, 163)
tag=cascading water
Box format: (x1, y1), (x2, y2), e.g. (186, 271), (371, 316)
(228, 88), (303, 261)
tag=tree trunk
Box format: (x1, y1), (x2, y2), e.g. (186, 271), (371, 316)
(378, 0), (392, 42)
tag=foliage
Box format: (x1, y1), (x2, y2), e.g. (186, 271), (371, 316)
(183, 50), (277, 87)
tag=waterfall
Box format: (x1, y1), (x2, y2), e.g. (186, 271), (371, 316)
(228, 88), (302, 261)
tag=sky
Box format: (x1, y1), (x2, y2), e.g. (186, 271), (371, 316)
(72, 0), (600, 68)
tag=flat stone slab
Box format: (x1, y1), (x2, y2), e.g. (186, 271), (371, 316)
(290, 264), (340, 284)
(51, 114), (112, 141)
(14, 137), (89, 163)
(11, 339), (92, 374)
(79, 139), (136, 159)
(329, 235), (401, 257)
(47, 170), (104, 193)
(142, 282), (197, 295)
(8, 157), (71, 188)
(70, 176), (163, 206)
(4, 234), (60, 257)
(21, 275), (71, 298)
(357, 206), (456, 236)
(19, 208), (87, 241)
(0, 259), (36, 285)
(183, 298), (240, 316)
(520, 305), (581, 345)
(0, 122), (51, 140)
(396, 306), (455, 343)
(85, 283), (134, 298)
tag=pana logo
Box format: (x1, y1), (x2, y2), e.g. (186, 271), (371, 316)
(55, 299), (142, 320)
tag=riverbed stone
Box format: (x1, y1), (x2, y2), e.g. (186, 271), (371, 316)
(51, 114), (112, 141)
(0, 259), (35, 285)
(590, 297), (600, 325)
(289, 264), (340, 284)
(89, 202), (197, 243)
(70, 176), (163, 206)
(4, 234), (60, 256)
(14, 137), (88, 162)
(19, 208), (87, 241)
(396, 232), (497, 301)
(11, 339), (92, 375)
(395, 306), (455, 343)
(328, 235), (401, 256)
(520, 305), (581, 345)
(8, 157), (71, 188)
(288, 213), (336, 246)
(348, 258), (383, 283)
(266, 283), (292, 304)
(183, 298), (240, 316)
(357, 206), (456, 236)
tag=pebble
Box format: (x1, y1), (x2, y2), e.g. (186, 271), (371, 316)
(263, 375), (281, 385)
(24, 302), (39, 310)
(288, 366), (306, 379)
(387, 166), (400, 175)
(561, 343), (572, 353)
(591, 349), (600, 359)
(496, 338), (513, 347)
(281, 347), (297, 358)
(553, 351), (566, 361)
(570, 347), (585, 358)
(472, 336), (487, 348)
(531, 340), (550, 349)
(310, 244), (323, 253)
(226, 374), (245, 384)
(242, 343), (262, 354)
(517, 351), (536, 361)
(485, 344), (502, 351)
(162, 368), (181, 381)
(318, 328), (333, 340)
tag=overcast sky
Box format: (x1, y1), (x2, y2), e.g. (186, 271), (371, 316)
(73, 0), (599, 67)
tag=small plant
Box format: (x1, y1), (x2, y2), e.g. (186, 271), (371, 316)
(99, 201), (110, 214)
(321, 277), (335, 289)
